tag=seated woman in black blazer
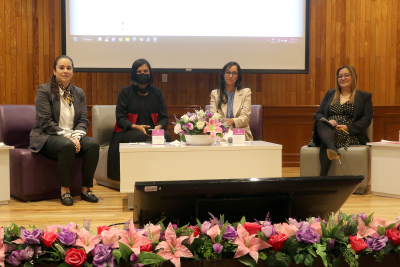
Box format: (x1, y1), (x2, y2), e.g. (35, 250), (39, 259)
(29, 55), (100, 206)
(107, 58), (172, 181)
(309, 65), (373, 176)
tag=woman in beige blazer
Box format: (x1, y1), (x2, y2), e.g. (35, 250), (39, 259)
(210, 61), (253, 141)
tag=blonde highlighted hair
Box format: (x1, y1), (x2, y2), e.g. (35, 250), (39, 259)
(331, 65), (358, 105)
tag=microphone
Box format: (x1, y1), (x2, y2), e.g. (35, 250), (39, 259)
(228, 137), (233, 143)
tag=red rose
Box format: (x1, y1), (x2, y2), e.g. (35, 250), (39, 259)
(386, 228), (400, 245)
(140, 244), (153, 252)
(268, 234), (287, 251)
(65, 248), (87, 267)
(42, 231), (58, 248)
(243, 222), (262, 235)
(349, 236), (367, 253)
(189, 226), (200, 237)
(97, 225), (110, 235)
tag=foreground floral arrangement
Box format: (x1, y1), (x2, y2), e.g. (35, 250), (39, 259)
(1, 212), (400, 267)
(173, 109), (229, 142)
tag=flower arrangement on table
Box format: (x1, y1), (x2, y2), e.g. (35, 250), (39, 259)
(1, 212), (400, 267)
(173, 109), (229, 142)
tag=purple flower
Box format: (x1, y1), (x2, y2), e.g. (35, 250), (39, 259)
(6, 251), (22, 266)
(358, 213), (367, 221)
(160, 230), (166, 241)
(261, 224), (275, 238)
(301, 222), (310, 229)
(130, 253), (139, 263)
(396, 216), (400, 221)
(181, 130), (188, 135)
(366, 236), (388, 251)
(213, 243), (223, 254)
(92, 244), (115, 267)
(183, 123), (194, 131)
(20, 228), (43, 245)
(327, 238), (335, 249)
(295, 226), (320, 244)
(34, 246), (45, 256)
(201, 221), (212, 235)
(289, 218), (302, 229)
(309, 217), (321, 223)
(172, 224), (178, 230)
(206, 112), (213, 118)
(58, 229), (77, 246)
(222, 225), (237, 240)
(19, 247), (34, 261)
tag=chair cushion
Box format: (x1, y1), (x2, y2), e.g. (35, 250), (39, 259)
(0, 105), (36, 148)
(9, 148), (83, 201)
(92, 105), (117, 147)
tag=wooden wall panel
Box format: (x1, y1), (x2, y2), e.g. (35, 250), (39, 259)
(1, 1), (400, 107)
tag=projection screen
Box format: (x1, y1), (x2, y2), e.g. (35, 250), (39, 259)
(62, 0), (309, 73)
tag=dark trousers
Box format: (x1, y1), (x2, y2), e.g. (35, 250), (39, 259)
(316, 121), (337, 176)
(39, 135), (99, 188)
(121, 129), (173, 143)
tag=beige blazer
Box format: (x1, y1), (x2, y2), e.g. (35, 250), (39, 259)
(210, 88), (253, 141)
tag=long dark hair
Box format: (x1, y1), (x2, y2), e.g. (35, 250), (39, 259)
(130, 58), (154, 85)
(47, 55), (74, 98)
(217, 61), (244, 110)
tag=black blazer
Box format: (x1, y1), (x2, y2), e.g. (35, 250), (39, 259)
(313, 89), (373, 145)
(29, 83), (89, 152)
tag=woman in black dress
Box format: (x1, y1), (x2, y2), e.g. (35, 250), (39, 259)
(309, 65), (373, 176)
(107, 59), (172, 180)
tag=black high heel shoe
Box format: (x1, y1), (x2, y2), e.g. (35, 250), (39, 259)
(327, 149), (341, 164)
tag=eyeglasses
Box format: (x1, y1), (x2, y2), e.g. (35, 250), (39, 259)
(225, 71), (238, 77)
(337, 73), (351, 79)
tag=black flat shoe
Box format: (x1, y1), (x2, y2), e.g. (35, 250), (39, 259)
(81, 191), (98, 203)
(327, 149), (341, 164)
(61, 193), (73, 206)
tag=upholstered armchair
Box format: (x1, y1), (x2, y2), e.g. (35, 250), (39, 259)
(0, 105), (83, 201)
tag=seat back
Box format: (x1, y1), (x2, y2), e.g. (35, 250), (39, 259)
(92, 105), (117, 147)
(204, 104), (263, 140)
(366, 119), (373, 141)
(0, 105), (36, 148)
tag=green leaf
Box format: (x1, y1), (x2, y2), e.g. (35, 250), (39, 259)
(321, 221), (330, 238)
(364, 212), (374, 226)
(332, 257), (341, 267)
(10, 223), (21, 237)
(307, 245), (317, 257)
(330, 219), (344, 238)
(284, 237), (299, 257)
(118, 242), (133, 262)
(24, 261), (34, 267)
(196, 219), (203, 232)
(220, 221), (229, 236)
(275, 251), (291, 267)
(112, 249), (121, 264)
(180, 135), (186, 142)
(304, 254), (315, 266)
(345, 214), (354, 221)
(378, 225), (386, 236)
(347, 221), (359, 236)
(265, 253), (277, 266)
(383, 240), (395, 255)
(240, 216), (247, 225)
(294, 254), (305, 264)
(237, 255), (257, 267)
(57, 263), (70, 267)
(385, 221), (400, 230)
(137, 252), (167, 265)
(315, 244), (328, 267)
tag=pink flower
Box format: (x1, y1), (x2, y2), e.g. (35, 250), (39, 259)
(119, 222), (153, 254)
(0, 227), (5, 267)
(274, 223), (298, 238)
(206, 225), (221, 240)
(357, 218), (379, 239)
(233, 224), (271, 262)
(203, 118), (223, 139)
(72, 228), (102, 253)
(155, 223), (193, 267)
(146, 224), (162, 241)
(311, 222), (322, 236)
(101, 228), (120, 248)
(370, 217), (386, 231)
(45, 225), (61, 233)
(174, 124), (182, 134)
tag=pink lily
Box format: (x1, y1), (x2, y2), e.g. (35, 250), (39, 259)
(146, 224), (162, 241)
(72, 228), (102, 253)
(233, 224), (271, 262)
(203, 118), (223, 139)
(357, 218), (379, 239)
(155, 223), (193, 267)
(370, 217), (386, 231)
(118, 222), (153, 254)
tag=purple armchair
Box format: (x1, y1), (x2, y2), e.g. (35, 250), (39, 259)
(204, 105), (263, 140)
(0, 105), (83, 201)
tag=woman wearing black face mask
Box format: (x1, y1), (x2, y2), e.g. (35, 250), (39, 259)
(107, 58), (172, 181)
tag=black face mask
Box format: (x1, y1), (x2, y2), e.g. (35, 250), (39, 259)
(136, 73), (150, 85)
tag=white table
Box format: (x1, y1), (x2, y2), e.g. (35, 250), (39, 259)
(368, 142), (400, 198)
(0, 146), (14, 205)
(120, 141), (282, 208)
